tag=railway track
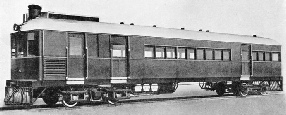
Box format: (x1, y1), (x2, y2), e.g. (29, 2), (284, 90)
(2, 91), (282, 111)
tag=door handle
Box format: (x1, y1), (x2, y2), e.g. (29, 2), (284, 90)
(86, 47), (88, 79)
(66, 47), (68, 57)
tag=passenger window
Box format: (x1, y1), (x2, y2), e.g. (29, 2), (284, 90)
(196, 49), (204, 60)
(258, 52), (264, 61)
(166, 47), (176, 59)
(112, 45), (126, 57)
(205, 49), (213, 60)
(177, 48), (186, 59)
(252, 52), (258, 61)
(272, 52), (279, 61)
(144, 46), (154, 58)
(214, 49), (222, 60)
(156, 47), (165, 58)
(265, 52), (271, 61)
(188, 48), (195, 60)
(223, 50), (231, 61)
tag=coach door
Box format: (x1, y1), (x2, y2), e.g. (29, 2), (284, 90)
(241, 44), (252, 80)
(110, 35), (129, 83)
(67, 33), (86, 84)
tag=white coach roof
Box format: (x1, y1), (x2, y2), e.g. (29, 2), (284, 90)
(21, 18), (280, 45)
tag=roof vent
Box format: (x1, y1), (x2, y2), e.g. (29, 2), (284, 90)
(253, 35), (257, 37)
(206, 30), (209, 32)
(130, 23), (134, 25)
(199, 29), (202, 31)
(153, 25), (156, 27)
(28, 5), (42, 20)
(181, 28), (185, 30)
(120, 22), (124, 24)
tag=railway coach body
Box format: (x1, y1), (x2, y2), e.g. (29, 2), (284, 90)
(5, 5), (282, 107)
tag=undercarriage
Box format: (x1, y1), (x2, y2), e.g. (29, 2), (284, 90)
(199, 80), (283, 96)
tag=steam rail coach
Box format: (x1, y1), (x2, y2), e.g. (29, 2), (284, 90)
(5, 5), (283, 107)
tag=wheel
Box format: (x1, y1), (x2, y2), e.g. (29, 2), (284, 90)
(106, 97), (118, 105)
(232, 82), (240, 96)
(215, 83), (225, 96)
(238, 87), (248, 97)
(260, 87), (267, 95)
(104, 91), (118, 105)
(62, 94), (78, 107)
(239, 90), (248, 96)
(43, 92), (59, 106)
(216, 88), (225, 96)
(260, 91), (267, 95)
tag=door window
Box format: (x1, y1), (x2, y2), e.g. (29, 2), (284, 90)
(112, 45), (126, 57)
(69, 35), (83, 56)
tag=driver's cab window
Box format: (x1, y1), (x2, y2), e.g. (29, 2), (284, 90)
(27, 32), (39, 57)
(12, 31), (39, 58)
(16, 33), (27, 58)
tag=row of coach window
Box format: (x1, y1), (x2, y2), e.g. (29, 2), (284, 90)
(252, 51), (280, 61)
(144, 45), (231, 61)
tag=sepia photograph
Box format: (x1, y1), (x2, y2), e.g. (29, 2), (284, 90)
(0, 0), (285, 114)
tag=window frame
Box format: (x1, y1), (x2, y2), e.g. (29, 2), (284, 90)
(177, 47), (187, 59)
(271, 52), (280, 61)
(222, 49), (231, 61)
(252, 51), (258, 61)
(205, 48), (214, 60)
(214, 49), (223, 60)
(196, 48), (205, 60)
(264, 52), (271, 61)
(187, 48), (196, 60)
(144, 45), (155, 58)
(166, 47), (176, 59)
(155, 46), (166, 59)
(257, 51), (264, 61)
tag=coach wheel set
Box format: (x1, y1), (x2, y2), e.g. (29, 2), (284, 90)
(199, 81), (269, 97)
(41, 86), (128, 107)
